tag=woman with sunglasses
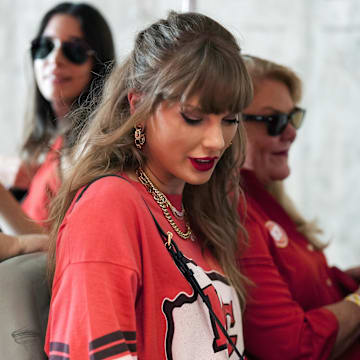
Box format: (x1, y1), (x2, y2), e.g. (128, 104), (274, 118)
(238, 55), (360, 359)
(0, 2), (115, 260)
(45, 11), (252, 359)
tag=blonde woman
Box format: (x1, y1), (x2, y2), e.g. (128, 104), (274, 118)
(45, 11), (252, 359)
(238, 55), (360, 359)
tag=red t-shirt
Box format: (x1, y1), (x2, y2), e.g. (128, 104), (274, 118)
(22, 136), (62, 226)
(45, 175), (245, 359)
(237, 170), (360, 360)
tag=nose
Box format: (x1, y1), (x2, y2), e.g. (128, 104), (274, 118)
(281, 122), (297, 143)
(202, 122), (225, 152)
(48, 44), (65, 65)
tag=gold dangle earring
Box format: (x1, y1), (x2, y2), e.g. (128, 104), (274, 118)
(134, 125), (146, 150)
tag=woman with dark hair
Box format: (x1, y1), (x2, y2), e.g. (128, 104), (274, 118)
(45, 11), (252, 359)
(0, 2), (115, 260)
(237, 55), (360, 359)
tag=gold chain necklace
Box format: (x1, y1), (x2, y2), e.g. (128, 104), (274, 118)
(167, 201), (185, 219)
(136, 168), (193, 240)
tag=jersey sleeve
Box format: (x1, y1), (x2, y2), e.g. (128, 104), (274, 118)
(45, 177), (145, 359)
(46, 263), (138, 359)
(238, 217), (339, 360)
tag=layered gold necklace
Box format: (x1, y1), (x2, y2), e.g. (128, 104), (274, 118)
(136, 168), (193, 240)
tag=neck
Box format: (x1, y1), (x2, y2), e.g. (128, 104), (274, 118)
(243, 166), (269, 187)
(143, 165), (184, 195)
(51, 100), (71, 119)
(136, 167), (192, 240)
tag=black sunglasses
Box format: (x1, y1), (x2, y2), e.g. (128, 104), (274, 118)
(242, 107), (306, 136)
(31, 36), (94, 65)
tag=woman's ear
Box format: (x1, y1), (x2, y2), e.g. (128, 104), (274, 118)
(128, 92), (142, 115)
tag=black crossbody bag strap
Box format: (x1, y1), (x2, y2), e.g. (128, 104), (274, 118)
(145, 205), (245, 360)
(75, 174), (245, 360)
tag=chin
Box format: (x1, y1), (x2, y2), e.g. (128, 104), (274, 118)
(43, 90), (63, 101)
(272, 167), (290, 181)
(185, 172), (213, 186)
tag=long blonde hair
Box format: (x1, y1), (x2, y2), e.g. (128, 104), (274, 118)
(243, 55), (326, 250)
(48, 11), (253, 306)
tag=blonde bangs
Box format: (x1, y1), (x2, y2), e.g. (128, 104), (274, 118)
(156, 38), (253, 115)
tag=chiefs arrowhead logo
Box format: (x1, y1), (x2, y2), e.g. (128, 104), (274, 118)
(161, 260), (244, 359)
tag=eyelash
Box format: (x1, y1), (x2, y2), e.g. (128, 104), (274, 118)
(180, 113), (239, 125)
(180, 113), (201, 125)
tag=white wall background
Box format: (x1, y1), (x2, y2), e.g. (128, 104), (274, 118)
(0, 0), (359, 268)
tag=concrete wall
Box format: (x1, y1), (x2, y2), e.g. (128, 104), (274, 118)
(0, 0), (359, 268)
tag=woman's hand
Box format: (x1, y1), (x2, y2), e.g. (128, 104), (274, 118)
(0, 183), (44, 235)
(17, 233), (49, 253)
(0, 233), (48, 261)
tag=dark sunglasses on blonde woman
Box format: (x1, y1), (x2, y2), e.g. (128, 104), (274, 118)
(31, 36), (94, 65)
(243, 106), (306, 136)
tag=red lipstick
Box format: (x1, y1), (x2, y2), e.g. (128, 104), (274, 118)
(189, 157), (217, 172)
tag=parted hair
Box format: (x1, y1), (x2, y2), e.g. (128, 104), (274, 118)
(243, 55), (325, 250)
(22, 2), (115, 163)
(48, 11), (253, 306)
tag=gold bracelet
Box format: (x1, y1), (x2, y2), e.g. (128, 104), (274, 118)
(345, 293), (360, 307)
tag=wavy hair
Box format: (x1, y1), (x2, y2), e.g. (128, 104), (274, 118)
(48, 11), (253, 306)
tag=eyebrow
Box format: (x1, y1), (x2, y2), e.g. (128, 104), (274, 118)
(68, 36), (85, 41)
(181, 104), (202, 111)
(181, 104), (235, 116)
(180, 104), (205, 116)
(42, 35), (85, 41)
(256, 106), (284, 113)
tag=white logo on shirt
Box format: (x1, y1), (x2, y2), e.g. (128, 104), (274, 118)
(162, 260), (244, 359)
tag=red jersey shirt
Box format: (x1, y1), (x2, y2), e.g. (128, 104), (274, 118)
(45, 175), (245, 359)
(237, 170), (360, 360)
(22, 136), (62, 226)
